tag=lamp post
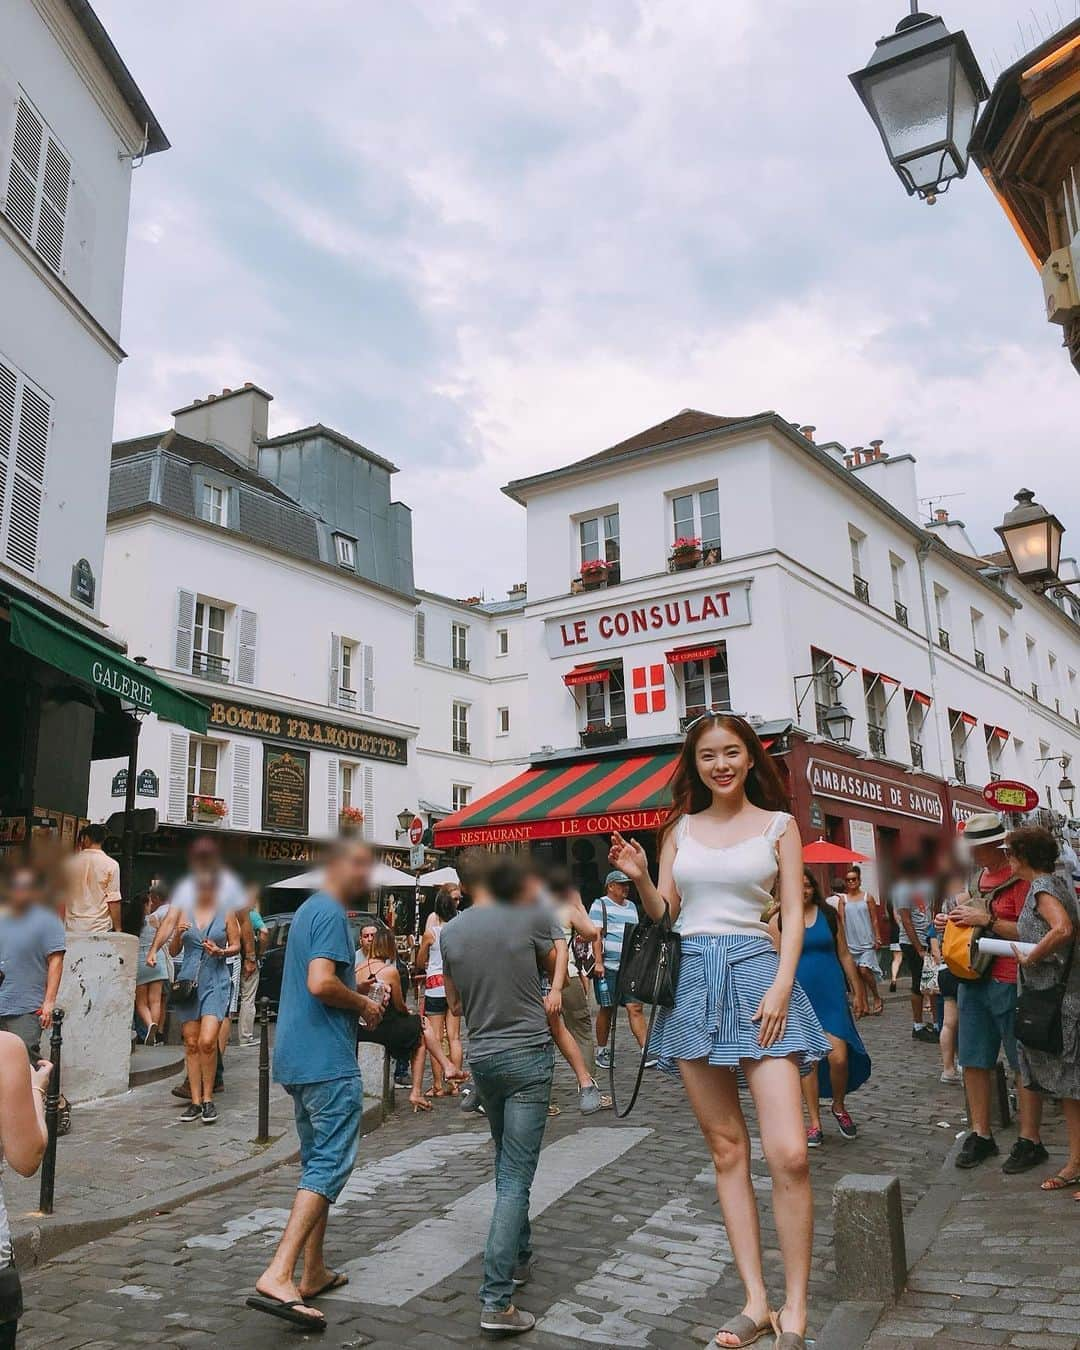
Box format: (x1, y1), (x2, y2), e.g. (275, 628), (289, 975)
(821, 699), (856, 744)
(850, 3), (988, 203)
(396, 807), (414, 842)
(995, 489), (1070, 593)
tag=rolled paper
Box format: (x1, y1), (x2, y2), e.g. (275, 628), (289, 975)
(976, 937), (1037, 958)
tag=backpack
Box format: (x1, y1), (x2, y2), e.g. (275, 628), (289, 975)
(941, 874), (1016, 982)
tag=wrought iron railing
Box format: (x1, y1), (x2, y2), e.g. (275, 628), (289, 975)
(853, 576), (870, 604)
(868, 724), (887, 757)
(192, 651), (230, 682)
(909, 741), (924, 769)
(894, 601), (908, 627)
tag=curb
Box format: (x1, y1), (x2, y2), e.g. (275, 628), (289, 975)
(15, 1096), (387, 1270)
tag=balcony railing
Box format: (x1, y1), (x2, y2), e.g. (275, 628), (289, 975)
(452, 738), (471, 756)
(938, 629), (951, 652)
(1031, 682), (1039, 701)
(580, 720), (627, 749)
(894, 600), (908, 627)
(953, 759), (967, 784)
(909, 741), (924, 769)
(338, 686), (357, 711)
(853, 575), (870, 604)
(989, 771), (1002, 783)
(192, 651), (230, 682)
(868, 724), (887, 757)
(573, 560), (622, 592)
(974, 649), (986, 672)
(452, 657), (471, 672)
(1004, 666), (1012, 687)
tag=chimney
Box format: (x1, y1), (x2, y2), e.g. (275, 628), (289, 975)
(508, 582), (526, 600)
(172, 382), (273, 469)
(869, 438), (887, 460)
(850, 446), (864, 466)
(935, 508), (949, 523)
(799, 425), (816, 442)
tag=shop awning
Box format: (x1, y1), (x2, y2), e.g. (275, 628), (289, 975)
(862, 667), (900, 685)
(563, 663), (611, 688)
(906, 688), (932, 707)
(987, 725), (1010, 742)
(952, 710), (978, 728)
(433, 752), (677, 847)
(9, 597), (208, 733)
(666, 643), (720, 665)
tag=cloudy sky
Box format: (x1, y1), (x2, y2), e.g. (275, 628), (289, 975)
(97, 0), (1080, 597)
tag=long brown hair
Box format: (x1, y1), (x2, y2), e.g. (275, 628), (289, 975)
(659, 713), (790, 849)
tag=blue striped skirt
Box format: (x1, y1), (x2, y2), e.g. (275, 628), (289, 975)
(648, 934), (831, 1081)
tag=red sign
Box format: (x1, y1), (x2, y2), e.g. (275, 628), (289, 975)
(982, 780), (1039, 814)
(438, 808), (668, 848)
(563, 665), (609, 688)
(408, 815), (425, 845)
(666, 644), (719, 665)
(632, 665), (666, 714)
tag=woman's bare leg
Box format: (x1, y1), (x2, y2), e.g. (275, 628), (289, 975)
(445, 1009), (464, 1088)
(198, 1016), (221, 1102)
(801, 1066), (821, 1132)
(858, 965), (882, 1011)
(426, 1014), (446, 1093)
(421, 1023), (464, 1082)
(182, 1021), (202, 1104)
(939, 998), (959, 1075)
(135, 988), (154, 1036)
(148, 982), (165, 1032)
(548, 1009), (592, 1089)
(824, 1035), (849, 1115)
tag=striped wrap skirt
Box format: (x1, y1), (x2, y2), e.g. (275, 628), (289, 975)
(648, 933), (831, 1082)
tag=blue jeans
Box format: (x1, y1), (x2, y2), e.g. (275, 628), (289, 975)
(470, 1042), (554, 1311)
(285, 1074), (362, 1202)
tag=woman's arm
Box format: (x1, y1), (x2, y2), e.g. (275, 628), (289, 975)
(415, 930), (433, 973)
(0, 1032), (49, 1176)
(384, 966), (408, 1014)
(1015, 889), (1074, 967)
(147, 906), (179, 963)
(608, 829), (680, 923)
(834, 917), (866, 1015)
(754, 820), (805, 1047)
(569, 897), (600, 942)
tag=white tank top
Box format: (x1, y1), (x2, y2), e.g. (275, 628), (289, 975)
(427, 921), (444, 978)
(672, 811), (792, 938)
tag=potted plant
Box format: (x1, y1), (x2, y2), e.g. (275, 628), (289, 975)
(339, 805), (365, 835)
(581, 721), (621, 748)
(192, 795), (228, 823)
(579, 558), (610, 590)
(669, 536), (702, 571)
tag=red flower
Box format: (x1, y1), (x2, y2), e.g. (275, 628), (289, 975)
(580, 559), (610, 576)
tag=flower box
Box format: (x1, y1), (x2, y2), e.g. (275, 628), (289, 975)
(192, 796), (228, 822)
(579, 560), (610, 591)
(669, 536), (702, 571)
(580, 723), (624, 748)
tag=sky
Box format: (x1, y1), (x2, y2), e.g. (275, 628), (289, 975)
(96, 0), (1080, 598)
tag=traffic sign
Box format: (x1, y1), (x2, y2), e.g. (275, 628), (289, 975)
(410, 843), (425, 868)
(408, 815), (424, 846)
(982, 779), (1039, 814)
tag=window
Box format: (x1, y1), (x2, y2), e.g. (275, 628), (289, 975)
(201, 483), (225, 526)
(187, 739), (221, 817)
(890, 555), (907, 626)
(497, 628), (509, 657)
(906, 692), (928, 769)
(193, 601), (229, 681)
(970, 608), (985, 671)
(4, 95), (71, 273)
(497, 706), (510, 735)
(581, 664), (626, 741)
(340, 761), (357, 809)
(339, 640), (357, 710)
(414, 610), (426, 661)
(1027, 636), (1039, 700)
(451, 623), (470, 671)
(985, 727), (1004, 779)
(452, 701), (470, 755)
(863, 674), (888, 757)
(452, 783), (471, 812)
(578, 510), (620, 583)
(849, 528), (868, 602)
(999, 628), (1011, 685)
(670, 486), (721, 568)
(812, 648), (841, 736)
(679, 646), (731, 726)
(934, 585), (950, 650)
(0, 355), (50, 575)
(334, 534), (356, 569)
(950, 711), (975, 783)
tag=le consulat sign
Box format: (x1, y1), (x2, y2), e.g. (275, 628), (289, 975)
(207, 698), (408, 765)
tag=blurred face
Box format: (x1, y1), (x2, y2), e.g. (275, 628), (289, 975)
(189, 841), (221, 881)
(844, 871), (861, 893)
(694, 724), (751, 801)
(360, 925), (377, 953)
(330, 844), (373, 902)
(1005, 847), (1034, 881)
(7, 869), (39, 913)
(518, 873), (543, 906)
(607, 880), (630, 903)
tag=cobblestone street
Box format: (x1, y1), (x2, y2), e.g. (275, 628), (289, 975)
(20, 995), (1061, 1350)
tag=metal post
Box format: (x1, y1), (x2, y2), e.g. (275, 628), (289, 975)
(37, 1009), (64, 1215)
(256, 998), (271, 1144)
(995, 1059), (1012, 1130)
(119, 711), (142, 935)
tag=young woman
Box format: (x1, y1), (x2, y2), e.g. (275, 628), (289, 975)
(0, 1029), (50, 1348)
(416, 892), (463, 1096)
(609, 713), (829, 1350)
(835, 867), (885, 1015)
(134, 889), (171, 1046)
(771, 872), (871, 1146)
(356, 925), (465, 1112)
(931, 868), (966, 1085)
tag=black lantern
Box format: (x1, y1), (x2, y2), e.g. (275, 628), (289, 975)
(850, 6), (988, 203)
(822, 700), (855, 744)
(396, 807), (415, 834)
(995, 489), (1065, 589)
(1059, 772), (1076, 815)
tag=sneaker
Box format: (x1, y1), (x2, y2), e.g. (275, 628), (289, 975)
(644, 1057), (659, 1069)
(578, 1081), (602, 1115)
(480, 1306), (535, 1335)
(806, 1126), (823, 1148)
(201, 1101), (218, 1125)
(179, 1104), (202, 1123)
(171, 1077), (192, 1101)
(459, 1083), (483, 1113)
(595, 1046), (611, 1069)
(239, 1036), (257, 1047)
(912, 1025), (940, 1043)
(832, 1108), (857, 1139)
(940, 1068), (962, 1084)
(512, 1259), (533, 1288)
(956, 1132), (999, 1169)
(394, 1075), (411, 1088)
(1002, 1137), (1049, 1175)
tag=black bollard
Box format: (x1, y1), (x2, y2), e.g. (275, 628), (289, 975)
(256, 998), (271, 1144)
(38, 1008), (64, 1215)
(994, 1059), (1012, 1129)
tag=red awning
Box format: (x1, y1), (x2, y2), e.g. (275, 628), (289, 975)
(832, 655), (856, 673)
(666, 644), (720, 665)
(907, 689), (932, 707)
(563, 664), (610, 688)
(959, 711), (978, 727)
(863, 668), (900, 685)
(988, 725), (1010, 742)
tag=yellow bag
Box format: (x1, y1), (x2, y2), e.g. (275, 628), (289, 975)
(941, 919), (992, 981)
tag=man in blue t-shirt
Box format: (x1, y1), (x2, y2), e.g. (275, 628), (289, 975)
(249, 840), (384, 1332)
(588, 869), (650, 1068)
(0, 866), (66, 1061)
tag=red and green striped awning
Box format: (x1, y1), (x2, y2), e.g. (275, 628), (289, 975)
(433, 752), (677, 848)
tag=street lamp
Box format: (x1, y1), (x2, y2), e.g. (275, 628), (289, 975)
(396, 808), (415, 834)
(850, 4), (988, 203)
(1059, 772), (1076, 816)
(821, 700), (855, 744)
(995, 489), (1065, 591)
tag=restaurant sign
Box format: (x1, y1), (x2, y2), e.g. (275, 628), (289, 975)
(806, 758), (944, 824)
(446, 808), (668, 848)
(207, 698), (407, 765)
(262, 748), (309, 834)
(545, 579), (751, 657)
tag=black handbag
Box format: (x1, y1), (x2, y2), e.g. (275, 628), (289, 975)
(607, 903), (681, 1118)
(1016, 938), (1074, 1055)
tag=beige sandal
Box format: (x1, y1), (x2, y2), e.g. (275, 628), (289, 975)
(770, 1308), (807, 1349)
(714, 1313), (773, 1347)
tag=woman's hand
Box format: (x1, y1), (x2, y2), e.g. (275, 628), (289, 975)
(31, 1059), (52, 1099)
(752, 982), (791, 1047)
(145, 950), (157, 968)
(851, 988), (868, 1019)
(608, 831), (648, 883)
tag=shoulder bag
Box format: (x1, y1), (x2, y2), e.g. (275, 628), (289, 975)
(1016, 913), (1075, 1055)
(169, 916), (210, 1003)
(607, 901), (681, 1118)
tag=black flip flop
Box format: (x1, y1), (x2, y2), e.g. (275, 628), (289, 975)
(245, 1293), (327, 1331)
(303, 1272), (349, 1298)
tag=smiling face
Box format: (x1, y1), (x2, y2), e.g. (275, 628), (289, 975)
(693, 723), (752, 803)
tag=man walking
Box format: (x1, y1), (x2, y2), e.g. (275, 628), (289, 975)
(441, 856), (560, 1336)
(588, 869), (649, 1067)
(0, 867), (65, 1061)
(63, 825), (120, 934)
(238, 884), (267, 1046)
(890, 856), (937, 1041)
(248, 839), (383, 1330)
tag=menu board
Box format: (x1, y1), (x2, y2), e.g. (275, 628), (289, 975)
(262, 748), (309, 835)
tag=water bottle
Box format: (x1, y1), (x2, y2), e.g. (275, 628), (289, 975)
(595, 972), (615, 1008)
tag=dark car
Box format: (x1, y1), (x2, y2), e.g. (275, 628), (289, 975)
(256, 908), (378, 1013)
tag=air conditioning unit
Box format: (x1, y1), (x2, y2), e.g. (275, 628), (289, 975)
(1042, 247), (1080, 324)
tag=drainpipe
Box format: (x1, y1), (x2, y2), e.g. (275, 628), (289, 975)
(915, 540), (950, 778)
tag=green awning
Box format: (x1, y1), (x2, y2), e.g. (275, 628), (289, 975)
(9, 597), (208, 733)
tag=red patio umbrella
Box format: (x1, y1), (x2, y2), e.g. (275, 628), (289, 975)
(802, 838), (870, 864)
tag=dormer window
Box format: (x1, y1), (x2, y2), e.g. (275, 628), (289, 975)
(201, 483), (226, 527)
(335, 534), (357, 569)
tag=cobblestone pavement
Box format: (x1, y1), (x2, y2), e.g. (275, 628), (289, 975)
(15, 996), (1066, 1349)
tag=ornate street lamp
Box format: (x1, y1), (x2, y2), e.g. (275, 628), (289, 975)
(821, 700), (855, 744)
(995, 489), (1066, 591)
(1059, 772), (1076, 816)
(850, 4), (988, 203)
(396, 807), (415, 834)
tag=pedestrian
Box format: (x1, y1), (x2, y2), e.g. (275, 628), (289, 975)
(771, 871), (871, 1147)
(416, 891), (463, 1096)
(545, 866), (608, 1101)
(238, 884), (267, 1046)
(440, 855), (561, 1336)
(588, 870), (650, 1069)
(889, 856), (937, 1041)
(62, 824), (120, 934)
(1000, 827), (1080, 1194)
(134, 890), (169, 1046)
(0, 867), (65, 1063)
(931, 868), (966, 1084)
(835, 866), (886, 1015)
(0, 1026), (51, 1348)
(609, 711), (829, 1350)
(948, 812), (1048, 1174)
(248, 839), (384, 1331)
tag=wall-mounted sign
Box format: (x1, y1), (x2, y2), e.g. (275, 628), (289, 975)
(208, 698), (407, 765)
(70, 558), (95, 607)
(262, 748), (310, 835)
(545, 579), (752, 658)
(982, 779), (1039, 814)
(0, 817), (27, 845)
(806, 758), (944, 824)
(111, 769), (161, 798)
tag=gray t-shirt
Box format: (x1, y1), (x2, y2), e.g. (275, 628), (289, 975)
(0, 905), (66, 1016)
(891, 879), (932, 947)
(440, 905), (559, 1062)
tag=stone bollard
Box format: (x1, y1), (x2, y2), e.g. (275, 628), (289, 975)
(833, 1174), (907, 1302)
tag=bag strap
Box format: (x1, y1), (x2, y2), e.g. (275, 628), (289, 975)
(607, 999), (662, 1119)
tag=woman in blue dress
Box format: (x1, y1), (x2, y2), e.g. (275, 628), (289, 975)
(770, 871), (871, 1146)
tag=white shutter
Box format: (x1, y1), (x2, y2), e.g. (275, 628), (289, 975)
(231, 742), (252, 830)
(235, 608), (258, 685)
(3, 369), (50, 575)
(0, 363), (15, 566)
(415, 610), (425, 660)
(4, 97), (42, 244)
(362, 643), (375, 713)
(363, 766), (375, 840)
(174, 589), (195, 672)
(327, 756), (339, 834)
(328, 633), (342, 707)
(36, 135), (69, 272)
(167, 732), (189, 823)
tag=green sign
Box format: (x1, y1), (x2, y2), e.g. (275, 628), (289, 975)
(263, 748), (310, 835)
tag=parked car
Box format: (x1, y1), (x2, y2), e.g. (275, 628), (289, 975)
(256, 908), (378, 1013)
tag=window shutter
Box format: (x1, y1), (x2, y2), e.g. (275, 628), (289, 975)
(174, 589), (195, 672)
(415, 610), (425, 660)
(0, 363), (15, 563)
(327, 756), (339, 834)
(4, 372), (50, 574)
(363, 766), (375, 840)
(4, 97), (42, 245)
(328, 633), (342, 707)
(236, 608), (258, 685)
(362, 643), (375, 713)
(231, 742), (252, 830)
(35, 135), (69, 272)
(167, 732), (188, 823)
